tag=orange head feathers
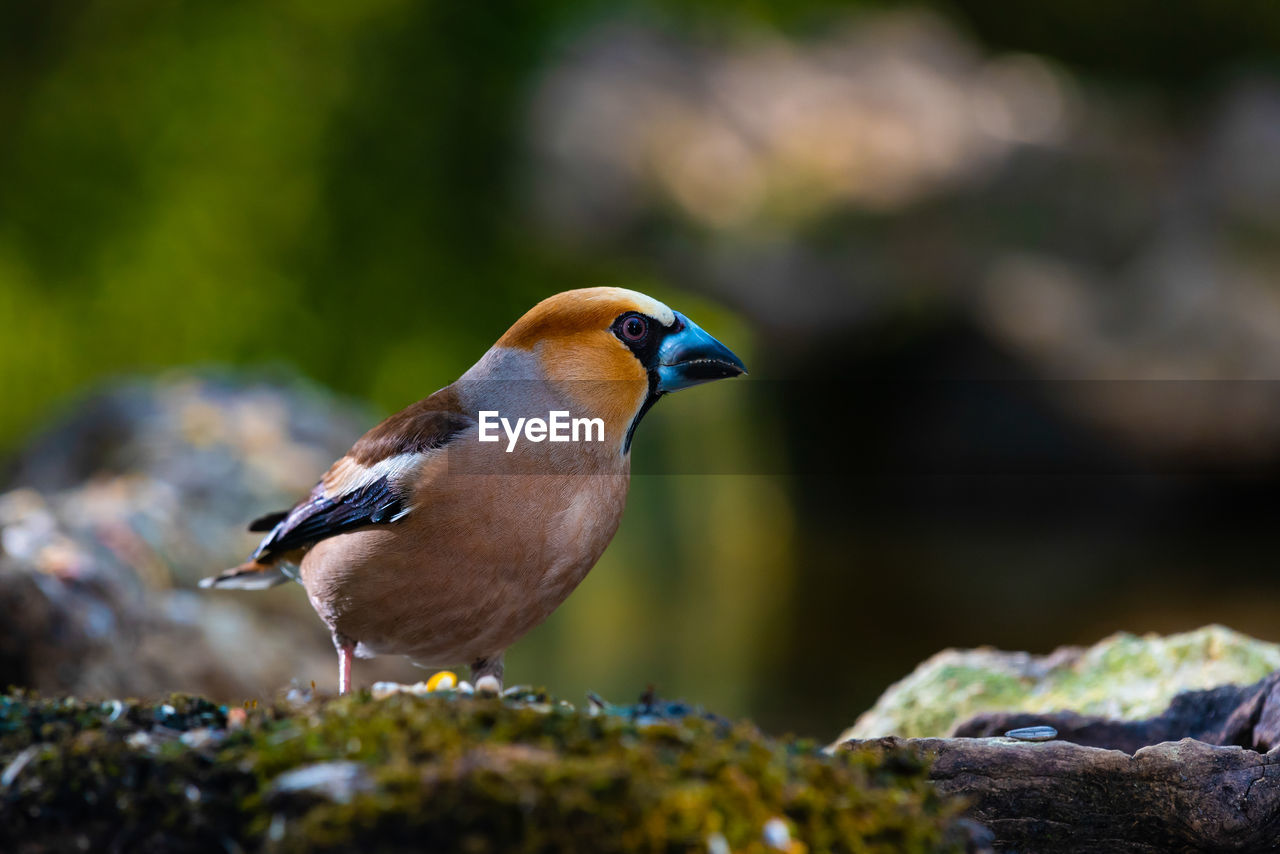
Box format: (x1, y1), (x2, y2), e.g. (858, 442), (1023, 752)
(489, 287), (746, 452)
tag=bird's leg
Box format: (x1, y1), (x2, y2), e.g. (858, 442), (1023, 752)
(334, 633), (355, 695)
(471, 654), (504, 694)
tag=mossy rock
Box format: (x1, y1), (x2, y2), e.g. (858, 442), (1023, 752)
(0, 690), (975, 853)
(840, 624), (1280, 741)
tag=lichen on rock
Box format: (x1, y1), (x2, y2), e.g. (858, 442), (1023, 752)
(839, 624), (1280, 742)
(0, 689), (979, 853)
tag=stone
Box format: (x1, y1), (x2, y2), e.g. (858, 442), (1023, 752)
(839, 634), (1280, 851)
(0, 372), (414, 700)
(843, 734), (1280, 853)
(838, 625), (1280, 742)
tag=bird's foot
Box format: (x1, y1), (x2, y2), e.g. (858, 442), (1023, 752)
(334, 633), (355, 695)
(470, 654), (505, 695)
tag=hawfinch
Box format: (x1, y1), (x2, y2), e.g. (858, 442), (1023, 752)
(201, 288), (746, 694)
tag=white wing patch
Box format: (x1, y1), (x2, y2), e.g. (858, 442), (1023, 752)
(324, 452), (427, 498)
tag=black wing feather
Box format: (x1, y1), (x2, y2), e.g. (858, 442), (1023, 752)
(252, 476), (407, 562)
(245, 391), (473, 564)
(248, 510), (289, 532)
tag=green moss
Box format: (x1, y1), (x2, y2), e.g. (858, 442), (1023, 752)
(0, 690), (971, 852)
(842, 625), (1280, 741)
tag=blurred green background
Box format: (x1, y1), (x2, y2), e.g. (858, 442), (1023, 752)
(5, 0), (1280, 738)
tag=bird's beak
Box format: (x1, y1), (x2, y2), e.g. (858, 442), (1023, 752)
(655, 312), (747, 393)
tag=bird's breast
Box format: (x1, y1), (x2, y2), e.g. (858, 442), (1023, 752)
(300, 440), (632, 664)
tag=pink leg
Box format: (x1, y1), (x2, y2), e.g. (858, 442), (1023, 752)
(336, 637), (354, 695)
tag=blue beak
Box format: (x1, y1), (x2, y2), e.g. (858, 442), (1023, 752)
(655, 311), (747, 393)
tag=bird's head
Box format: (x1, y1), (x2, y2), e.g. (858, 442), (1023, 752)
(493, 287), (746, 453)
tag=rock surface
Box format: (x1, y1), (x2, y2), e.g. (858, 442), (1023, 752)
(0, 372), (415, 699)
(953, 671), (1280, 754)
(841, 650), (1280, 851)
(839, 625), (1280, 742)
(844, 735), (1280, 854)
(0, 689), (986, 853)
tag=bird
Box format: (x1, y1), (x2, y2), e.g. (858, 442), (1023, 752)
(200, 287), (746, 695)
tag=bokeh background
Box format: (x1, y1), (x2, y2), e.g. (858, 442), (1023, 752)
(4, 1), (1280, 739)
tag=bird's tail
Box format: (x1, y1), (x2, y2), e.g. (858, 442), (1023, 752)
(198, 559), (292, 590)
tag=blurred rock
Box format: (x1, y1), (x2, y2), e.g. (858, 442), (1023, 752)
(531, 12), (1074, 236)
(6, 371), (369, 578)
(837, 624), (1280, 741)
(529, 12), (1280, 461)
(0, 371), (413, 699)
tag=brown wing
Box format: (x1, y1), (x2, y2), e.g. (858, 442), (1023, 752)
(200, 387), (472, 589)
(346, 386), (471, 465)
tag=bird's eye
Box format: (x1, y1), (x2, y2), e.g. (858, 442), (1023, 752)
(620, 315), (648, 342)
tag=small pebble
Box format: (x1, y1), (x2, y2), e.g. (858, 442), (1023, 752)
(475, 675), (501, 694)
(426, 671), (457, 691)
(706, 832), (730, 854)
(763, 817), (791, 850)
(1005, 725), (1058, 742)
(1, 746), (39, 789)
(371, 681), (402, 700)
(373, 680), (458, 699)
(269, 761), (373, 805)
(179, 728), (219, 749)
